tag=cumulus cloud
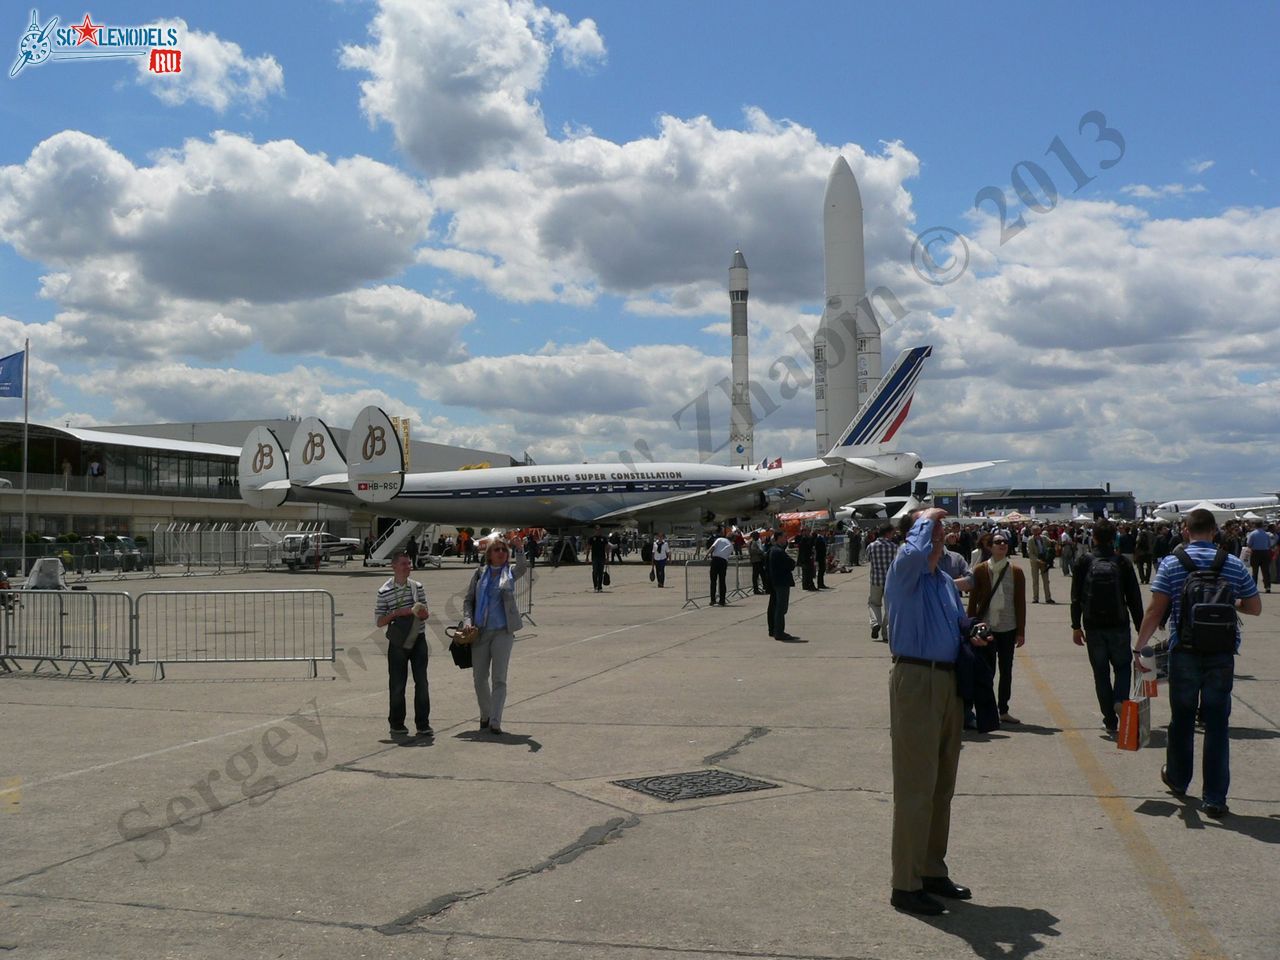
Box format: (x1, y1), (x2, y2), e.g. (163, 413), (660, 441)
(0, 131), (432, 304)
(85, 363), (424, 426)
(135, 19), (284, 112)
(342, 0), (604, 177)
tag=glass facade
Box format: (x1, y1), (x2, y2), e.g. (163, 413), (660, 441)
(0, 425), (239, 500)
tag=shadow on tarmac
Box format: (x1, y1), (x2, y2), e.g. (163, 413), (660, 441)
(1136, 798), (1280, 844)
(454, 729), (543, 753)
(996, 722), (1061, 736)
(920, 903), (1062, 959)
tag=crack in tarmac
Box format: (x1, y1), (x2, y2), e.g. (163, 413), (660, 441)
(375, 814), (641, 933)
(703, 726), (770, 765)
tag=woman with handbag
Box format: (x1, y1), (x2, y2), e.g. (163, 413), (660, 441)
(966, 535), (1027, 724)
(463, 538), (528, 735)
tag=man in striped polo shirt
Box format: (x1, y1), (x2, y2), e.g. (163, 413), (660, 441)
(1135, 509), (1260, 818)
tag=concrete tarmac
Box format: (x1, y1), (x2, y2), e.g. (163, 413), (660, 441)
(1, 557), (1277, 959)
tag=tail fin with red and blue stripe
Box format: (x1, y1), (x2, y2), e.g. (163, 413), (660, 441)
(826, 345), (932, 456)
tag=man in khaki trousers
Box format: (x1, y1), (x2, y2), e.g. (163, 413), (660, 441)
(884, 508), (990, 916)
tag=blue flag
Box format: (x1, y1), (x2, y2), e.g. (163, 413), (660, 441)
(0, 351), (24, 399)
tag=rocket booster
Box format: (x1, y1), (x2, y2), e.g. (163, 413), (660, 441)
(813, 155), (881, 455)
(729, 249), (752, 467)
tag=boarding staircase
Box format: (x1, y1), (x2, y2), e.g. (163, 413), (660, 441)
(367, 520), (439, 568)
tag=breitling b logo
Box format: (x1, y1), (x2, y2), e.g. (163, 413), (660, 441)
(251, 442), (274, 474)
(362, 424), (386, 461)
(301, 431), (325, 465)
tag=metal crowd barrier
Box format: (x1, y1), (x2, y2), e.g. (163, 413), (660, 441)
(0, 590), (134, 678)
(515, 568), (536, 625)
(0, 589), (338, 680)
(134, 590), (337, 679)
(682, 557), (750, 609)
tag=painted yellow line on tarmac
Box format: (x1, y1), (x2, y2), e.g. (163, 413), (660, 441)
(1021, 652), (1226, 960)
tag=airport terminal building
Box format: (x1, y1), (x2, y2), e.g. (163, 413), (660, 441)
(0, 418), (518, 540)
(961, 486), (1138, 521)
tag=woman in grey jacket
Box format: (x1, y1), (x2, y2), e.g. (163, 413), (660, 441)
(463, 538), (527, 735)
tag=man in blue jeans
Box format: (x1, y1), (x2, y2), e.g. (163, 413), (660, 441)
(1135, 509), (1260, 818)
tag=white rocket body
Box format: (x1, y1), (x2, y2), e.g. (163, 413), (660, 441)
(814, 156), (881, 456)
(728, 249), (753, 467)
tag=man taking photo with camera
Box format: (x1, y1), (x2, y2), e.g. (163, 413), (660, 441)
(885, 508), (990, 916)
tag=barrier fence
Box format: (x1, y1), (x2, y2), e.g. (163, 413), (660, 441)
(516, 569), (536, 625)
(0, 589), (336, 680)
(682, 557), (750, 609)
(0, 590), (134, 678)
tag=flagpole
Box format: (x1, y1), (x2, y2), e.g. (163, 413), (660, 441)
(20, 338), (28, 579)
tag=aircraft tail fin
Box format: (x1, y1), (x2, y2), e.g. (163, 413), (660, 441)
(288, 416), (347, 486)
(346, 406), (404, 503)
(825, 345), (932, 457)
(238, 426), (290, 510)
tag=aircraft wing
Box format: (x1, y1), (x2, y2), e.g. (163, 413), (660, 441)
(589, 457), (894, 524)
(916, 460), (1005, 481)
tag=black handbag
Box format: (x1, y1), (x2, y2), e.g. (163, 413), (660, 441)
(449, 639), (473, 669)
(649, 568), (656, 582)
(603, 570), (611, 586)
(445, 623), (477, 670)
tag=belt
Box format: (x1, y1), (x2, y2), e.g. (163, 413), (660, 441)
(892, 655), (955, 671)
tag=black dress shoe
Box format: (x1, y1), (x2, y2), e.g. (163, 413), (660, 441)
(1160, 764), (1185, 796)
(776, 633), (807, 643)
(1203, 802), (1229, 819)
(890, 888), (945, 915)
(921, 876), (971, 900)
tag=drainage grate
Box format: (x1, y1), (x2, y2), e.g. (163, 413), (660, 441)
(612, 769), (779, 803)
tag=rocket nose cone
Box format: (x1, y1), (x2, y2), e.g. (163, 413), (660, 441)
(825, 155), (863, 211)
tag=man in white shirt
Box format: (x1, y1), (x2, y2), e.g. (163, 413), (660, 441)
(709, 529), (735, 606)
(651, 533), (670, 587)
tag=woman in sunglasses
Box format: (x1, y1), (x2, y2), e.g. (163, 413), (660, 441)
(966, 535), (1027, 724)
(463, 537), (528, 735)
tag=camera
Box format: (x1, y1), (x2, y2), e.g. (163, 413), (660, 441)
(968, 623), (991, 642)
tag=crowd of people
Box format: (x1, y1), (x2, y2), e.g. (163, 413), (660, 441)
(367, 508), (1271, 918)
(878, 506), (1263, 915)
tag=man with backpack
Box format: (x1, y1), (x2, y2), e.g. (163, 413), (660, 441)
(1134, 509), (1261, 818)
(1071, 521), (1145, 735)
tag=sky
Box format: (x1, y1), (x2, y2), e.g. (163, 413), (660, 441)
(0, 0), (1276, 501)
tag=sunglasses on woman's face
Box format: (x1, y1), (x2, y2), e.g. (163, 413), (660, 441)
(992, 540), (1009, 547)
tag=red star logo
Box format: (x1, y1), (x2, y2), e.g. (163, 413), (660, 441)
(73, 13), (102, 46)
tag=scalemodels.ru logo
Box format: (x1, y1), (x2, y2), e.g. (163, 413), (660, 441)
(9, 9), (183, 78)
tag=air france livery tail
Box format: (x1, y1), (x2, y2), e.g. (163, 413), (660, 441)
(826, 346), (932, 457)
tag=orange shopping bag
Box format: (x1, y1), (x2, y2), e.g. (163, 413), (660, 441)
(1117, 673), (1150, 751)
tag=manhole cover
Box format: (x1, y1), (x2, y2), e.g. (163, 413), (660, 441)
(612, 769), (779, 803)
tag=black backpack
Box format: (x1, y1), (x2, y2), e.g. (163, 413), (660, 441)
(1172, 546), (1238, 654)
(1081, 553), (1126, 626)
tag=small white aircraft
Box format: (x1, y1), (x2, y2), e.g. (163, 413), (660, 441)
(239, 345), (994, 530)
(1152, 495), (1280, 525)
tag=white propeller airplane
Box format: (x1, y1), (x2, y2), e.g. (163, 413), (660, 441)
(1151, 495), (1280, 525)
(239, 345), (995, 530)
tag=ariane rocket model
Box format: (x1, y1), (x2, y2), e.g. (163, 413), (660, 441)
(813, 155), (881, 456)
(728, 249), (753, 467)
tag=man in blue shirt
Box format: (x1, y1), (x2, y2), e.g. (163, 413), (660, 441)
(1245, 521), (1274, 593)
(884, 508), (990, 915)
(1135, 509), (1260, 818)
